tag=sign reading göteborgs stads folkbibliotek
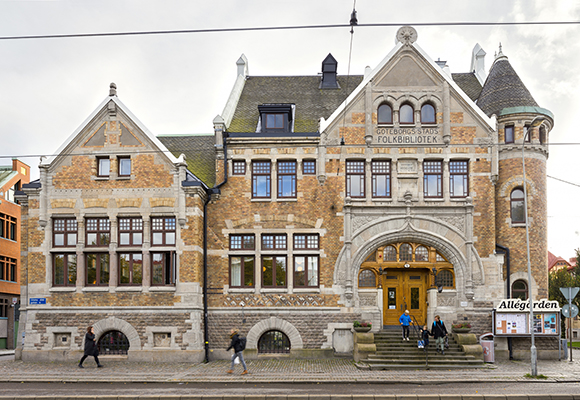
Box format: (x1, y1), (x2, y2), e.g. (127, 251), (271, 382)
(375, 127), (441, 144)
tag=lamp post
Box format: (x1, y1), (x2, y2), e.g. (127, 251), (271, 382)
(522, 115), (545, 376)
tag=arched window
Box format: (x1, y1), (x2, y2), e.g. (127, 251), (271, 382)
(384, 245), (397, 261)
(359, 269), (376, 287)
(258, 330), (290, 354)
(512, 280), (528, 300)
(399, 243), (413, 262)
(97, 330), (130, 355)
(399, 104), (414, 124)
(415, 246), (429, 262)
(378, 104), (393, 124)
(420, 104), (436, 124)
(436, 253), (446, 262)
(511, 188), (525, 223)
(437, 270), (454, 288)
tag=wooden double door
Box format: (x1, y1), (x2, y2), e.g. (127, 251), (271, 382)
(383, 269), (429, 327)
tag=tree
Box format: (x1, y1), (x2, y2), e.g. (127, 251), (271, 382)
(548, 248), (580, 336)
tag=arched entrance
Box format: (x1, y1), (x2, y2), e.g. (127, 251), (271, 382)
(358, 242), (454, 326)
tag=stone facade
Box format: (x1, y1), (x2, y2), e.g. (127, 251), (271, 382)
(17, 26), (557, 362)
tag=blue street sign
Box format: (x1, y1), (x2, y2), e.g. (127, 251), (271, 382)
(29, 298), (46, 305)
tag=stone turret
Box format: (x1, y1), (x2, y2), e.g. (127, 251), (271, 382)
(478, 45), (554, 300)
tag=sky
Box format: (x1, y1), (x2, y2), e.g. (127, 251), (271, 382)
(1, 0), (579, 260)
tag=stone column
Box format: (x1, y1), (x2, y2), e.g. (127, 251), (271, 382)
(143, 219), (151, 288)
(76, 219), (85, 288)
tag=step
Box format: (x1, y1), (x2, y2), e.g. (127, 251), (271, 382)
(361, 363), (487, 370)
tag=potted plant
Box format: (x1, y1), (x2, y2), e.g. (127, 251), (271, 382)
(452, 322), (471, 333)
(353, 321), (372, 332)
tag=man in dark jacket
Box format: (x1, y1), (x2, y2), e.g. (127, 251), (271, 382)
(226, 328), (248, 375)
(79, 326), (103, 368)
(431, 315), (448, 355)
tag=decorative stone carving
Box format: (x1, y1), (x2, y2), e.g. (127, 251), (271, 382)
(437, 295), (456, 307)
(436, 215), (466, 233)
(352, 216), (377, 232)
(396, 26), (418, 45)
(359, 293), (376, 307)
(224, 294), (326, 307)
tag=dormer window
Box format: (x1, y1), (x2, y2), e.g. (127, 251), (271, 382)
(266, 114), (285, 130)
(258, 104), (293, 133)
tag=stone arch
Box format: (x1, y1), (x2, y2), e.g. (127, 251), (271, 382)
(334, 214), (484, 301)
(499, 175), (538, 198)
(509, 270), (539, 299)
(91, 316), (141, 350)
(417, 94), (443, 108)
(246, 316), (303, 350)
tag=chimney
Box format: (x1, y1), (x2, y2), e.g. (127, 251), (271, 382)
(237, 54), (249, 78)
(320, 53), (340, 89)
(470, 44), (487, 85)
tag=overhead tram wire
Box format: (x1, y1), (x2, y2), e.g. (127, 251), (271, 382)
(1, 20), (580, 41)
(3, 142), (580, 161)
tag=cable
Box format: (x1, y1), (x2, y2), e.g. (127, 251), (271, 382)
(547, 175), (580, 188)
(1, 21), (580, 41)
(4, 141), (580, 161)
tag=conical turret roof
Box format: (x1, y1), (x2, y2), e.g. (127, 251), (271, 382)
(477, 51), (538, 117)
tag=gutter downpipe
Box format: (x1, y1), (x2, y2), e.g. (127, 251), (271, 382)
(203, 131), (228, 363)
(495, 243), (512, 359)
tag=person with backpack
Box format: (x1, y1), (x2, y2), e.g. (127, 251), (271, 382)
(226, 328), (248, 375)
(431, 315), (448, 355)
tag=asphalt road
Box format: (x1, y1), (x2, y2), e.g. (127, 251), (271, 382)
(1, 381), (580, 397)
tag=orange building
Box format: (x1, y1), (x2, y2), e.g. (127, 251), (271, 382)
(0, 159), (30, 349)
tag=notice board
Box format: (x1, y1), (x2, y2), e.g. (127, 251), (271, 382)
(493, 311), (559, 336)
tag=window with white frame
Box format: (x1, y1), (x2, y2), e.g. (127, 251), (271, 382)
(346, 160), (365, 198)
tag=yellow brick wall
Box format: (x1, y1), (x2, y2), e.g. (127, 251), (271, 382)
(52, 154), (173, 189)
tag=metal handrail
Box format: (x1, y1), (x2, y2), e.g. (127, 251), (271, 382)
(410, 314), (430, 368)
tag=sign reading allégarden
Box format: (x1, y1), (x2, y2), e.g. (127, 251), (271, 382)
(493, 299), (560, 336)
(375, 127), (441, 145)
(496, 298), (560, 312)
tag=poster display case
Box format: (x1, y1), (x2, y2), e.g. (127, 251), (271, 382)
(492, 299), (560, 337)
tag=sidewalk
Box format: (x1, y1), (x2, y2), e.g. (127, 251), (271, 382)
(1, 353), (580, 384)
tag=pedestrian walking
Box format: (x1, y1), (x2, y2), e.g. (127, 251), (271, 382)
(431, 315), (448, 355)
(226, 328), (248, 375)
(78, 326), (102, 368)
(420, 324), (432, 350)
(399, 310), (412, 341)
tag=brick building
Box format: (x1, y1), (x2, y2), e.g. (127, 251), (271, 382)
(0, 159), (30, 349)
(17, 26), (555, 362)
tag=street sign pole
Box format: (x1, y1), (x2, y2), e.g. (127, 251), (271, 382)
(570, 293), (573, 362)
(560, 287), (580, 363)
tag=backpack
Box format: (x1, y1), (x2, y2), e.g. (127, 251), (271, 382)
(239, 336), (247, 351)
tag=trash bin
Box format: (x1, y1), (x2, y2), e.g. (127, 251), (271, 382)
(479, 333), (494, 363)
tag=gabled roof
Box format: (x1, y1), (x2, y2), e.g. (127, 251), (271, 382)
(0, 167), (17, 189)
(548, 251), (573, 272)
(477, 55), (539, 118)
(228, 75), (363, 134)
(452, 73), (482, 102)
(321, 40), (496, 133)
(42, 94), (183, 167)
(158, 135), (216, 187)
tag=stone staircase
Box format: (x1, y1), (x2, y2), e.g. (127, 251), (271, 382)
(356, 327), (486, 370)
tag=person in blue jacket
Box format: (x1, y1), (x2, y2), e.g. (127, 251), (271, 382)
(399, 310), (412, 341)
